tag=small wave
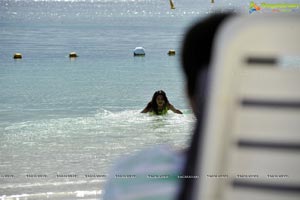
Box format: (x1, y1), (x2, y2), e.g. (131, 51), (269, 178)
(0, 190), (102, 200)
(96, 109), (151, 122)
(3, 108), (194, 137)
(0, 179), (104, 189)
(96, 108), (194, 120)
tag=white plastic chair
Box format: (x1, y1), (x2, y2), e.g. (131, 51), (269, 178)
(195, 14), (300, 200)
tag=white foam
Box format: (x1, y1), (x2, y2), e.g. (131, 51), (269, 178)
(0, 190), (101, 200)
(0, 180), (104, 189)
(1, 109), (194, 199)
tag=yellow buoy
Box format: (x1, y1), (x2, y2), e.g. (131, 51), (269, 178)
(69, 52), (78, 58)
(168, 50), (176, 56)
(169, 0), (175, 9)
(13, 53), (22, 59)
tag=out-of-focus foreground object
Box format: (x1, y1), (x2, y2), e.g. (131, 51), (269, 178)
(196, 14), (300, 200)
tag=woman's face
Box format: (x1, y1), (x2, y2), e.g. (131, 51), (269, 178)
(156, 95), (165, 107)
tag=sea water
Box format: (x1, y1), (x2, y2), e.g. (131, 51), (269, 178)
(0, 0), (258, 199)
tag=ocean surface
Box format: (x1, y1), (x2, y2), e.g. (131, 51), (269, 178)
(0, 0), (292, 199)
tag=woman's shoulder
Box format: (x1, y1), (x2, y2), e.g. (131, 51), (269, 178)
(167, 103), (174, 109)
(141, 102), (153, 113)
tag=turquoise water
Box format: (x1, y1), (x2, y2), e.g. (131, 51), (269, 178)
(0, 0), (261, 199)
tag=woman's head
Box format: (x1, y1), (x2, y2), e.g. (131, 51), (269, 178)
(181, 12), (233, 113)
(177, 13), (235, 200)
(151, 90), (170, 113)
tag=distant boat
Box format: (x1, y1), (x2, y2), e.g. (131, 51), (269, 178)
(169, 0), (175, 9)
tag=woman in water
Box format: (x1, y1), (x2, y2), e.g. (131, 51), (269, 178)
(141, 90), (183, 115)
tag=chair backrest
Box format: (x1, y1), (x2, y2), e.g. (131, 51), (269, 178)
(196, 14), (300, 200)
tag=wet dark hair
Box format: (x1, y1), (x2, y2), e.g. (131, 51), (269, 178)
(150, 90), (170, 114)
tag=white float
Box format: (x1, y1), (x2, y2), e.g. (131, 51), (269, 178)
(133, 47), (145, 56)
